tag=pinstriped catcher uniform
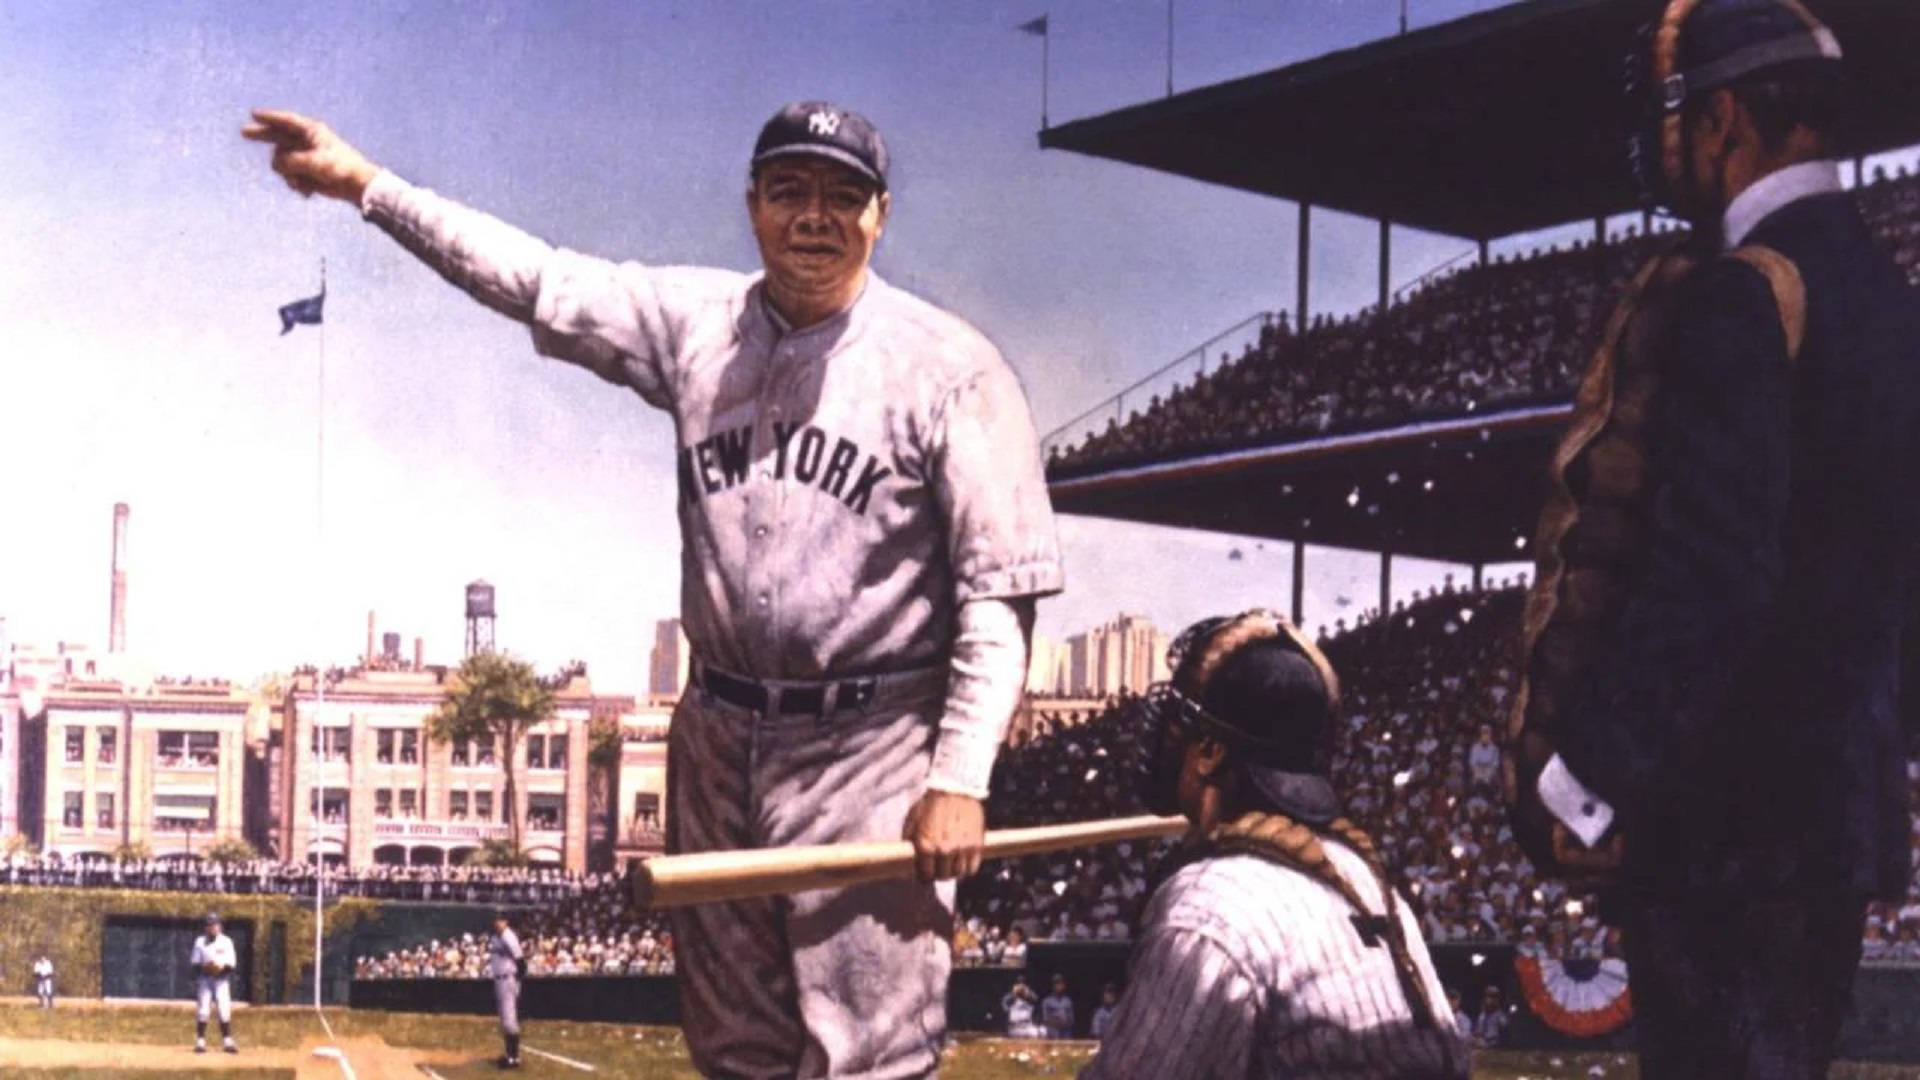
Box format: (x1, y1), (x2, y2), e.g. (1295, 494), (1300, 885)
(354, 102), (1062, 1079)
(1089, 610), (1467, 1079)
(1081, 841), (1465, 1079)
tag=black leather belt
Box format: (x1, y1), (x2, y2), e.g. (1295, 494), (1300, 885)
(693, 662), (878, 717)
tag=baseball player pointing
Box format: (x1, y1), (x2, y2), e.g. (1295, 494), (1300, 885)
(244, 103), (1063, 1079)
(192, 913), (238, 1054)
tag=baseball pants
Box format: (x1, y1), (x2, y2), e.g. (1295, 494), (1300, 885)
(35, 977), (52, 1007)
(495, 974), (521, 1036)
(667, 668), (953, 1080)
(195, 977), (232, 1024)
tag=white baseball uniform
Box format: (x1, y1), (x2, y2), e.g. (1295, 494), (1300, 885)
(488, 926), (524, 1037)
(361, 169), (1062, 1080)
(191, 932), (237, 1024)
(1081, 844), (1468, 1079)
(32, 957), (53, 1007)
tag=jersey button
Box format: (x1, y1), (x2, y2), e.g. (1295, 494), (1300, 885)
(753, 525), (769, 539)
(756, 593), (770, 607)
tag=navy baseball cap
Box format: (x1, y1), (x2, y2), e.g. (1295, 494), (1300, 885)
(204, 913), (221, 926)
(751, 101), (889, 191)
(1164, 612), (1343, 825)
(1675, 0), (1842, 103)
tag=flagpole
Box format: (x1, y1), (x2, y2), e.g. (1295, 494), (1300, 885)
(1166, 0), (1174, 97)
(312, 253), (326, 1018)
(1041, 26), (1050, 129)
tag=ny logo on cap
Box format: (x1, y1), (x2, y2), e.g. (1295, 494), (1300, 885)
(808, 110), (841, 137)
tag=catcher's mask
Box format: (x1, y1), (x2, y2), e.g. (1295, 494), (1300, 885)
(1133, 609), (1342, 824)
(1624, 0), (1842, 219)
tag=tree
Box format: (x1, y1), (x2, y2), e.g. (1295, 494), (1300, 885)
(111, 840), (151, 862)
(426, 651), (555, 856)
(203, 837), (259, 865)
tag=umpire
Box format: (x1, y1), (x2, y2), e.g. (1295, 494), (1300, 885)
(1522, 2), (1920, 1076)
(488, 911), (526, 1069)
(1081, 610), (1466, 1079)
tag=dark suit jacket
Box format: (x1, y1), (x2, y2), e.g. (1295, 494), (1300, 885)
(1552, 189), (1920, 901)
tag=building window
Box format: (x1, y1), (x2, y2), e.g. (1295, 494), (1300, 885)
(375, 789), (393, 819)
(97, 727), (116, 765)
(376, 730), (395, 765)
(475, 790), (494, 823)
(62, 791), (82, 828)
(451, 738), (470, 767)
(450, 791), (469, 820)
(476, 737), (497, 768)
(310, 787), (347, 824)
(400, 730), (419, 765)
(97, 792), (115, 829)
(157, 731), (218, 769)
(527, 734), (545, 771)
(546, 734), (568, 771)
(320, 726), (351, 763)
(528, 793), (564, 832)
(398, 789), (418, 819)
(155, 794), (214, 831)
(64, 727), (83, 764)
(633, 792), (661, 830)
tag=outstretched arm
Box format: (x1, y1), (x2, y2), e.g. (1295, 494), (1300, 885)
(241, 109), (682, 406)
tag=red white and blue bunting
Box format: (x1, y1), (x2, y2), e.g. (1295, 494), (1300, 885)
(1515, 951), (1632, 1038)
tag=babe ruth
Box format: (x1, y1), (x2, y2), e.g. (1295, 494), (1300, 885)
(244, 102), (1062, 1079)
(192, 913), (238, 1054)
(1082, 611), (1466, 1080)
(489, 911), (526, 1069)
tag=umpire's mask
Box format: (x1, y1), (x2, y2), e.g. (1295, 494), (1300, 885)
(1133, 609), (1342, 824)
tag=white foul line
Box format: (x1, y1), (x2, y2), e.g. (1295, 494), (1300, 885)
(312, 1045), (357, 1080)
(419, 1069), (448, 1080)
(523, 1044), (598, 1072)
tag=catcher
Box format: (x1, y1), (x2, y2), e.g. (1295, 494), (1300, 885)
(191, 913), (238, 1054)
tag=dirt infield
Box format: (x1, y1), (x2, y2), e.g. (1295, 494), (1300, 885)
(0, 1033), (473, 1080)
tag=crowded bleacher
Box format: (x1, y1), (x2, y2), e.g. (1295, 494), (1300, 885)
(355, 873), (675, 980)
(1047, 163), (1920, 478)
(0, 856), (596, 906)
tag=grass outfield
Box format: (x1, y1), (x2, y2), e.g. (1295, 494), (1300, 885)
(0, 1004), (1916, 1078)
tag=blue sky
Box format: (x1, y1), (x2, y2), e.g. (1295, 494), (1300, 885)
(0, 0), (1576, 690)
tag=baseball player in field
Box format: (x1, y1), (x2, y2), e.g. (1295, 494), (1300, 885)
(244, 100), (1062, 1079)
(32, 954), (53, 1009)
(1083, 610), (1466, 1079)
(191, 913), (238, 1054)
(489, 910), (527, 1069)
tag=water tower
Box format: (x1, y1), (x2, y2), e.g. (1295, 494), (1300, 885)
(464, 581), (496, 657)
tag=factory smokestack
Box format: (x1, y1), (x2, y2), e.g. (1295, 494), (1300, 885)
(108, 503), (129, 654)
(365, 610), (377, 666)
(413, 636), (424, 672)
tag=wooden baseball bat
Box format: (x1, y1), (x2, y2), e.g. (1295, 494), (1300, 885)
(633, 813), (1187, 909)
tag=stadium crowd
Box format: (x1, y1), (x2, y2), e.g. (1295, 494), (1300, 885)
(1048, 162), (1920, 477)
(355, 873), (675, 980)
(0, 855), (596, 905)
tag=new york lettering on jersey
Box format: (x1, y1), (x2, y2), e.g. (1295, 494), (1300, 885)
(677, 421), (893, 515)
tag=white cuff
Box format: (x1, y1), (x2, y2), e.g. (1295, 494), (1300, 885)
(925, 597), (1028, 799)
(358, 168), (410, 218)
(1537, 753), (1615, 849)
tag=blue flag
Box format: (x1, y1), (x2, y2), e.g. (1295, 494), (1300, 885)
(278, 291), (325, 335)
(1018, 14), (1047, 35)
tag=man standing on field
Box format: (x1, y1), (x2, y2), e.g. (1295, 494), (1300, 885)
(244, 99), (1062, 1079)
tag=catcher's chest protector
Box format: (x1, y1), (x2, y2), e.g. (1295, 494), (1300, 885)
(1504, 242), (1806, 883)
